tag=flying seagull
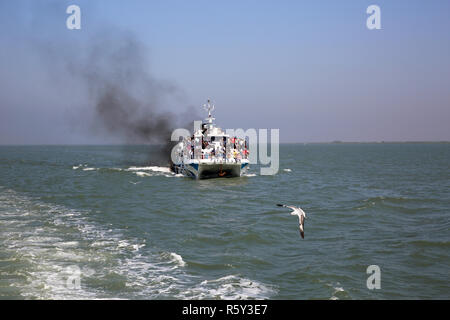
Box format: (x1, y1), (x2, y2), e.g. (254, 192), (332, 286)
(129, 181), (142, 185)
(277, 204), (307, 239)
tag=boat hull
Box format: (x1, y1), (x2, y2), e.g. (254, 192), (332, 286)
(197, 163), (240, 179)
(174, 162), (249, 179)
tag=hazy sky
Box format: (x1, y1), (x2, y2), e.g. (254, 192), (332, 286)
(1, 0), (449, 143)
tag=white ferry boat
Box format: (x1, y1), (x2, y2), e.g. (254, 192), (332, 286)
(172, 100), (250, 179)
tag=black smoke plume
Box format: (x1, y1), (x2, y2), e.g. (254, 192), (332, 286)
(69, 32), (197, 165)
(1, 2), (199, 156)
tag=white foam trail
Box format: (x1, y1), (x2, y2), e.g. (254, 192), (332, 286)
(0, 189), (276, 300)
(0, 189), (150, 299)
(126, 166), (172, 173)
(127, 166), (176, 178)
(182, 275), (276, 300)
(56, 241), (79, 248)
(135, 172), (151, 177)
(132, 244), (146, 251)
(117, 240), (131, 248)
(72, 164), (88, 170)
(169, 253), (186, 267)
(242, 173), (257, 177)
(117, 240), (146, 252)
(73, 165), (178, 178)
(329, 283), (346, 300)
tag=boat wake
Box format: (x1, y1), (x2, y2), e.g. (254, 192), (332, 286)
(0, 187), (275, 299)
(72, 165), (183, 178)
(177, 275), (276, 300)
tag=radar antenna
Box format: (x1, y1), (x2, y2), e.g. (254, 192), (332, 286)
(203, 99), (215, 118)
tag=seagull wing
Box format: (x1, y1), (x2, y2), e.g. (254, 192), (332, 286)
(277, 204), (298, 212)
(299, 230), (304, 239)
(299, 222), (305, 239)
(296, 207), (306, 218)
(277, 204), (307, 239)
(298, 215), (305, 239)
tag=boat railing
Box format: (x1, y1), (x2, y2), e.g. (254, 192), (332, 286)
(181, 136), (249, 162)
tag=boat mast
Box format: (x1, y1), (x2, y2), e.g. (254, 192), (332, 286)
(203, 99), (215, 129)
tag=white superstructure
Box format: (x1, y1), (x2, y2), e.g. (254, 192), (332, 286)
(172, 100), (249, 179)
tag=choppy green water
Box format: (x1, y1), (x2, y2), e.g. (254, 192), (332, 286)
(0, 144), (449, 299)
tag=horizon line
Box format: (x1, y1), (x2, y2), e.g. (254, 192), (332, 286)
(0, 141), (449, 146)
